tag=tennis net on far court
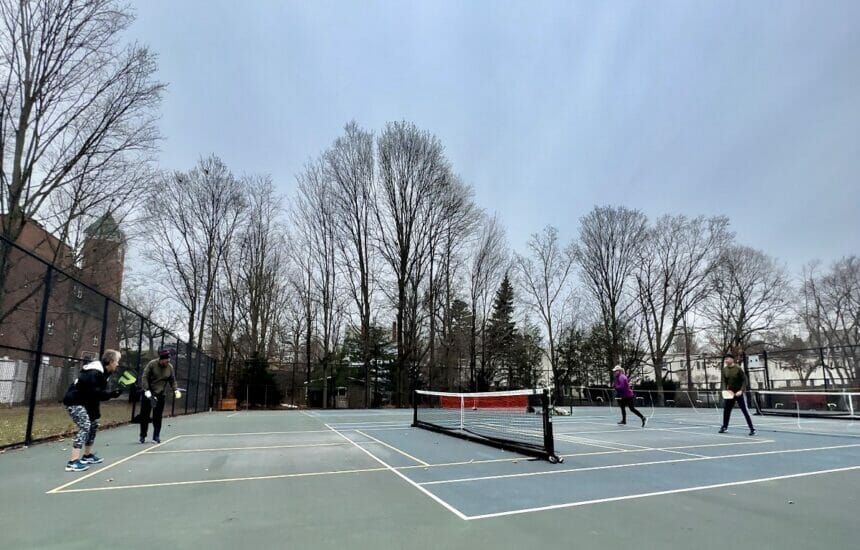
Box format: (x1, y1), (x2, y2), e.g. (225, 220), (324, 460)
(412, 389), (562, 462)
(752, 389), (860, 419)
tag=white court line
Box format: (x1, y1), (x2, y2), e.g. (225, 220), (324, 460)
(554, 425), (706, 436)
(330, 422), (406, 428)
(304, 412), (412, 418)
(227, 411), (241, 418)
(465, 465), (860, 520)
(560, 432), (707, 458)
(148, 442), (354, 454)
(555, 434), (628, 451)
(333, 426), (412, 432)
(355, 430), (429, 466)
(564, 420), (756, 441)
(49, 466), (390, 494)
(406, 438), (774, 470)
(324, 423), (468, 520)
(420, 443), (860, 486)
(46, 436), (778, 495)
(179, 430), (340, 437)
(395, 440), (773, 471)
(47, 435), (181, 494)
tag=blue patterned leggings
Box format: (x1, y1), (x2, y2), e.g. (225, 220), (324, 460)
(66, 405), (99, 449)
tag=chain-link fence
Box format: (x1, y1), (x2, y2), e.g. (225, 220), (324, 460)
(0, 236), (216, 448)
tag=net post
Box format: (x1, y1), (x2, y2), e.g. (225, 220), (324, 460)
(412, 390), (418, 426)
(459, 396), (464, 431)
(541, 389), (557, 462)
(751, 390), (763, 416)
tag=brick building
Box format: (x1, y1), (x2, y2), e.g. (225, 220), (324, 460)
(0, 215), (126, 403)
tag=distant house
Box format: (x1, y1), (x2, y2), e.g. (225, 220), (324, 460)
(0, 215), (126, 403)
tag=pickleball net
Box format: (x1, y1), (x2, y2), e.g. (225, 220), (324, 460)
(412, 389), (562, 462)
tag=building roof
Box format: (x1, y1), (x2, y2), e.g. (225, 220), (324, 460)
(84, 213), (125, 243)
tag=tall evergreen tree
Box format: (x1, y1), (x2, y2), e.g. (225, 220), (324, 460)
(486, 274), (517, 389)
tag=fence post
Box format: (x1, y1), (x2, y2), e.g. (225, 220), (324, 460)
(25, 265), (54, 446)
(209, 358), (216, 410)
(99, 298), (109, 358)
(193, 347), (202, 413)
(184, 345), (191, 415)
(131, 319), (144, 422)
(819, 347), (828, 390)
(171, 338), (179, 416)
(762, 350), (771, 390)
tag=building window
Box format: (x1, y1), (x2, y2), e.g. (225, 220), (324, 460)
(72, 331), (79, 342)
(92, 336), (99, 347)
(47, 322), (54, 336)
(74, 285), (83, 299)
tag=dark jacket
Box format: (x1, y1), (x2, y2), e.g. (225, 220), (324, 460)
(63, 360), (120, 420)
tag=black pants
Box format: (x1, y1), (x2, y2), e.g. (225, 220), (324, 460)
(722, 395), (754, 430)
(139, 392), (166, 439)
(619, 397), (644, 423)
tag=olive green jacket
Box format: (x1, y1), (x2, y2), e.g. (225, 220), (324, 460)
(721, 364), (747, 393)
(141, 359), (177, 394)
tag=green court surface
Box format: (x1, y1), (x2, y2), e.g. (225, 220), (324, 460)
(1, 407), (858, 549)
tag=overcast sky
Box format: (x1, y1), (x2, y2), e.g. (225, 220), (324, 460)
(126, 0), (860, 274)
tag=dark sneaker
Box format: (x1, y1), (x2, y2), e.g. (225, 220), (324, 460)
(80, 454), (103, 464)
(617, 421), (626, 425)
(139, 437), (146, 444)
(641, 417), (647, 428)
(718, 427), (727, 433)
(749, 429), (756, 436)
(153, 437), (161, 444)
(65, 460), (89, 472)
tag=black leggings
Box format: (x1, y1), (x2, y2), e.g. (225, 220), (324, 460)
(619, 397), (645, 422)
(139, 392), (166, 439)
(722, 395), (754, 430)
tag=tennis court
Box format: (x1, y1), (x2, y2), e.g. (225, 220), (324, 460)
(1, 400), (858, 549)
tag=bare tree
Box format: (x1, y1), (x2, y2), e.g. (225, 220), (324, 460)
(281, 276), (308, 405)
(374, 121), (450, 405)
(0, 0), (162, 317)
(467, 214), (508, 391)
(426, 176), (478, 389)
(238, 176), (288, 358)
(293, 157), (345, 407)
(702, 245), (791, 355)
(800, 257), (860, 382)
(210, 240), (243, 399)
(144, 156), (246, 351)
(514, 225), (575, 398)
(285, 256), (317, 398)
(575, 206), (647, 374)
(325, 121), (376, 406)
(634, 215), (731, 394)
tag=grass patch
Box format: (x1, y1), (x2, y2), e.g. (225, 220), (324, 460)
(0, 401), (134, 447)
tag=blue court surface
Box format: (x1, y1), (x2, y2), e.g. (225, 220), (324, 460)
(1, 406), (858, 549)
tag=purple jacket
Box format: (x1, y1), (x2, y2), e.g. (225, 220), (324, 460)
(613, 373), (635, 399)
